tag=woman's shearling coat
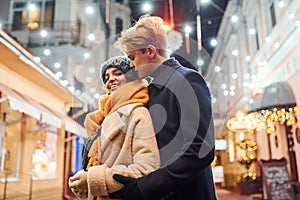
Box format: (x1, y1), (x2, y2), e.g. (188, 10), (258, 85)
(87, 103), (160, 199)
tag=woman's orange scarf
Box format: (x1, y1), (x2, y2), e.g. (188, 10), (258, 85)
(86, 80), (149, 169)
(96, 79), (149, 123)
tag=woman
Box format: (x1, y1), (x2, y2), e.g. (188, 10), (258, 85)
(68, 56), (160, 200)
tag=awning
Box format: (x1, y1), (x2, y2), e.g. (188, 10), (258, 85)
(53, 109), (87, 138)
(0, 83), (87, 136)
(0, 83), (87, 137)
(63, 116), (87, 138)
(0, 83), (41, 119)
(23, 96), (63, 128)
(249, 82), (296, 113)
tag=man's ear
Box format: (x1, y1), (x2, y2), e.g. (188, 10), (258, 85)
(147, 45), (156, 58)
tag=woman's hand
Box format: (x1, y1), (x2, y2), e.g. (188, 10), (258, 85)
(69, 170), (88, 199)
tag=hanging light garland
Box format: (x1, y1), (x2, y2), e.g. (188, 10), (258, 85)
(238, 139), (258, 181)
(252, 106), (298, 134)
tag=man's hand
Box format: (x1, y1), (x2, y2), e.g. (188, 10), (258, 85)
(109, 174), (143, 200)
(68, 170), (88, 199)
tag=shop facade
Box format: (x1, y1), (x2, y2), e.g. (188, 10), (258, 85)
(0, 31), (87, 199)
(204, 0), (300, 197)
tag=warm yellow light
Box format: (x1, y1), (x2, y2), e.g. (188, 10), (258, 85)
(253, 106), (297, 133)
(28, 22), (39, 30)
(162, 24), (171, 31)
(211, 156), (217, 166)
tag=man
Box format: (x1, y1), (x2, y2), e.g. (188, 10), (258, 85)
(110, 15), (216, 200)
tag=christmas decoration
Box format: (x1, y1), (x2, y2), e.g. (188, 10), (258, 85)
(167, 30), (183, 51)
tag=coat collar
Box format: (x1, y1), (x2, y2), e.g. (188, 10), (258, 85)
(148, 57), (180, 90)
(116, 103), (143, 116)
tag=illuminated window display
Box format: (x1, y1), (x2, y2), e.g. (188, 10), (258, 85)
(11, 0), (54, 31)
(0, 109), (59, 180)
(32, 121), (58, 179)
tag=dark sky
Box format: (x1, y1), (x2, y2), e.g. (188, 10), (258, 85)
(128, 0), (229, 57)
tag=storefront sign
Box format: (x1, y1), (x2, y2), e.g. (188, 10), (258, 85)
(212, 166), (224, 183)
(226, 117), (252, 132)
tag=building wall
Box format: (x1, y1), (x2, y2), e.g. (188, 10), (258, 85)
(54, 0), (75, 22)
(0, 32), (82, 199)
(0, 66), (67, 199)
(0, 0), (10, 24)
(205, 0), (300, 187)
(288, 69), (300, 181)
(0, 0), (131, 198)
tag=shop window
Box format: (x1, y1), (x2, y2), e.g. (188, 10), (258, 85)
(264, 0), (276, 36)
(12, 10), (25, 30)
(32, 121), (58, 179)
(246, 16), (259, 56)
(0, 110), (22, 181)
(295, 127), (300, 144)
(44, 1), (54, 28)
(74, 136), (84, 173)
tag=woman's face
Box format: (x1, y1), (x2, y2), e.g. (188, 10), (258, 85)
(104, 67), (127, 93)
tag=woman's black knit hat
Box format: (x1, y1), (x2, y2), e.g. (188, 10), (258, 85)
(100, 56), (138, 84)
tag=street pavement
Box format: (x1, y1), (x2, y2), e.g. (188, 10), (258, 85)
(216, 187), (261, 200)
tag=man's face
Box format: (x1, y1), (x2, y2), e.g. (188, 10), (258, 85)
(126, 49), (153, 79)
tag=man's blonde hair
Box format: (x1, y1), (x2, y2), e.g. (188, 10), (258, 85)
(115, 15), (168, 54)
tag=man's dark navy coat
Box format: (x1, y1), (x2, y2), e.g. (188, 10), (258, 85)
(137, 58), (217, 200)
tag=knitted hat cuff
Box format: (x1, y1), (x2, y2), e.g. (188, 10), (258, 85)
(101, 56), (131, 84)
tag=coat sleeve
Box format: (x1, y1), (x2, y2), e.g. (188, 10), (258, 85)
(138, 71), (215, 199)
(87, 106), (160, 197)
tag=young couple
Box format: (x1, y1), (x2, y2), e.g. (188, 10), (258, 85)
(69, 15), (216, 200)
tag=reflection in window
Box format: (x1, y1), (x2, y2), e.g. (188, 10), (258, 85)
(0, 110), (22, 180)
(32, 121), (58, 179)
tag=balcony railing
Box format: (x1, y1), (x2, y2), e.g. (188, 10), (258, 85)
(2, 21), (91, 48)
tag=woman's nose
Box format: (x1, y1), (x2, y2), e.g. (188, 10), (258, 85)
(108, 75), (116, 82)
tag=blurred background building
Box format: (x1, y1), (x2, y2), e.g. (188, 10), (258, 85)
(0, 0), (300, 199)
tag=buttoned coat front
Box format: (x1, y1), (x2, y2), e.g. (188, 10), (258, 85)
(87, 103), (160, 200)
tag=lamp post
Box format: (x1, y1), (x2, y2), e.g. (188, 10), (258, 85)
(184, 25), (191, 54)
(196, 0), (202, 51)
(168, 0), (174, 29)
